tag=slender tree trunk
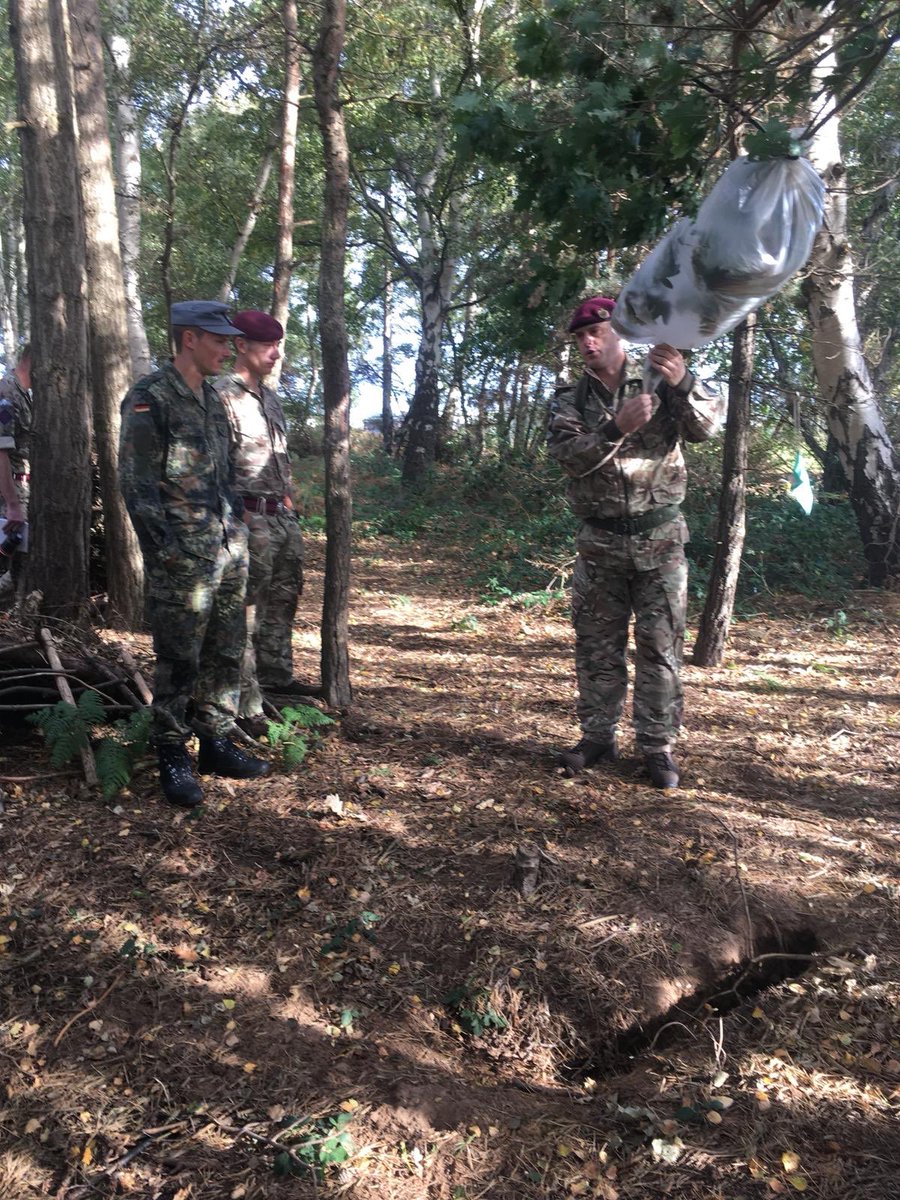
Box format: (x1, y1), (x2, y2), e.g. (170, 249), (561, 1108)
(11, 0), (92, 617)
(381, 266), (394, 454)
(693, 315), (755, 666)
(312, 0), (352, 707)
(270, 0), (300, 387)
(70, 0), (144, 628)
(402, 281), (445, 483)
(804, 28), (900, 585)
(15, 213), (29, 342)
(0, 230), (16, 359)
(107, 5), (150, 379)
(218, 142), (277, 303)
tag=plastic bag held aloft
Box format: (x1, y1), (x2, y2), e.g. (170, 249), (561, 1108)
(612, 155), (826, 348)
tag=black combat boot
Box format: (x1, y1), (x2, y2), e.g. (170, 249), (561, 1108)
(158, 743), (204, 808)
(197, 736), (272, 779)
(558, 736), (619, 776)
(644, 750), (680, 790)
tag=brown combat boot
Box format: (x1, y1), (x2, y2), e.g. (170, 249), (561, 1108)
(644, 750), (680, 790)
(558, 736), (619, 776)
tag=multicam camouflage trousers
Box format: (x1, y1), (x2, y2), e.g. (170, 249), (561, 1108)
(239, 510), (304, 716)
(145, 535), (249, 745)
(571, 522), (688, 750)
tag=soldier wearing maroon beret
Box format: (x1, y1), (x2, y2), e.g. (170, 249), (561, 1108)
(547, 296), (725, 789)
(215, 311), (307, 734)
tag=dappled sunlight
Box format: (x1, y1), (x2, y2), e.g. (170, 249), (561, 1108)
(2, 532), (898, 1198)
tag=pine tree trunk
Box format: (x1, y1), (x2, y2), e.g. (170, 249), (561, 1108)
(805, 27), (900, 586)
(312, 0), (352, 708)
(692, 316), (755, 666)
(11, 0), (93, 618)
(270, 0), (300, 388)
(70, 0), (144, 629)
(108, 5), (150, 380)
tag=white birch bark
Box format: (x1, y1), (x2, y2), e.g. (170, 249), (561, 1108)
(805, 24), (900, 585)
(108, 7), (151, 379)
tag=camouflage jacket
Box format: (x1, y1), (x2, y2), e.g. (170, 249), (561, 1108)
(547, 367), (724, 522)
(0, 371), (33, 478)
(214, 372), (292, 499)
(119, 361), (244, 563)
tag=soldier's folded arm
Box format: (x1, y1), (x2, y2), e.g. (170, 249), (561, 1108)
(547, 392), (624, 478)
(662, 372), (726, 443)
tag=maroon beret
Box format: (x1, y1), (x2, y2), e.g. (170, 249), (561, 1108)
(568, 296), (616, 333)
(232, 310), (284, 341)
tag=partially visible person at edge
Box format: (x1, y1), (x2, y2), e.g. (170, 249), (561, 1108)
(119, 300), (271, 808)
(0, 344), (33, 598)
(214, 310), (306, 740)
(546, 296), (725, 789)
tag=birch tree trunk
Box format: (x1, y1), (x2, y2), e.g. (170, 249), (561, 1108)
(693, 315), (755, 666)
(0, 231), (17, 359)
(70, 0), (144, 629)
(400, 69), (459, 484)
(804, 26), (900, 585)
(107, 4), (150, 380)
(218, 142), (277, 303)
(381, 266), (394, 455)
(270, 0), (300, 388)
(10, 0), (93, 618)
(312, 0), (352, 708)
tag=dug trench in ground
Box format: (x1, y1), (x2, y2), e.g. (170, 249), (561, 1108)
(1, 532), (898, 1199)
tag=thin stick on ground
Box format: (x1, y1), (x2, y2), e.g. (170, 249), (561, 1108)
(40, 626), (99, 787)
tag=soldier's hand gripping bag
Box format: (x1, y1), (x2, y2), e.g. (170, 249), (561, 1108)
(612, 151), (826, 349)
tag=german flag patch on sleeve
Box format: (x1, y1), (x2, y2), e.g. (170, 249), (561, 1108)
(132, 401), (151, 413)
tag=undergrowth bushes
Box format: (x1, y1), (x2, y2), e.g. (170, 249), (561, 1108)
(301, 433), (865, 613)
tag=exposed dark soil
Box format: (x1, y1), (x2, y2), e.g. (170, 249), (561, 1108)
(1, 533), (898, 1199)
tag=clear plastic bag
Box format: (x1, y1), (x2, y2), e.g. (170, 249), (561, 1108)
(612, 155), (826, 348)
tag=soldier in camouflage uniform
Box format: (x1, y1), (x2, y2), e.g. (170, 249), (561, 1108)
(119, 300), (271, 807)
(0, 345), (33, 596)
(547, 296), (725, 788)
(214, 310), (305, 737)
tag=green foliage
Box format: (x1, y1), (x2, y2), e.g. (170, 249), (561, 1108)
(744, 119), (803, 161)
(28, 695), (152, 798)
(271, 1111), (354, 1179)
(320, 911), (380, 956)
(265, 704), (335, 768)
(28, 690), (106, 767)
(444, 983), (508, 1038)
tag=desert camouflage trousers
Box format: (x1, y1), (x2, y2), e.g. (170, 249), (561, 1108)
(240, 510), (304, 716)
(571, 528), (688, 750)
(145, 533), (249, 745)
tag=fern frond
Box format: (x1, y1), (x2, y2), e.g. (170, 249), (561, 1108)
(76, 689), (106, 728)
(95, 739), (133, 799)
(281, 704), (335, 729)
(282, 735), (309, 767)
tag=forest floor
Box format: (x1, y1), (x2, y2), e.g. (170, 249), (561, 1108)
(1, 530), (899, 1200)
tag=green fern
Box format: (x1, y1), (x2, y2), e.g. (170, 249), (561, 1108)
(266, 704), (334, 767)
(28, 690), (106, 767)
(94, 739), (133, 798)
(28, 695), (152, 796)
